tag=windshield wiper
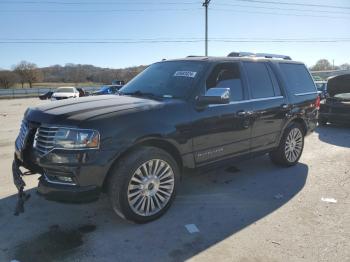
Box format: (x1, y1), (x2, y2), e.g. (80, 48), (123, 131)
(121, 90), (163, 100)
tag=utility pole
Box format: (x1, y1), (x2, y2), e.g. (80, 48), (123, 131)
(203, 0), (211, 56)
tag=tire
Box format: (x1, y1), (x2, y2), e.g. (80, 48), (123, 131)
(107, 146), (179, 223)
(269, 123), (304, 167)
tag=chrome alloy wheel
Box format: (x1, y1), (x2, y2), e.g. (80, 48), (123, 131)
(127, 159), (175, 216)
(285, 128), (303, 162)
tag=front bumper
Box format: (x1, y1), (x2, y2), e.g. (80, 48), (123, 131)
(319, 112), (350, 124)
(37, 175), (100, 203)
(319, 102), (350, 124)
(12, 147), (116, 204)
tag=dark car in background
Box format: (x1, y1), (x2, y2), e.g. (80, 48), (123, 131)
(93, 85), (124, 96)
(13, 53), (318, 223)
(315, 80), (327, 100)
(319, 74), (350, 125)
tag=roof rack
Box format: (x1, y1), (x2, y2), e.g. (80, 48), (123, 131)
(227, 52), (291, 60)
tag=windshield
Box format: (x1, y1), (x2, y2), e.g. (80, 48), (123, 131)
(56, 87), (74, 93)
(120, 61), (205, 99)
(315, 83), (326, 91)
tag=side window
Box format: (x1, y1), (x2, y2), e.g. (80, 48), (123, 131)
(243, 62), (275, 99)
(206, 63), (244, 101)
(279, 63), (316, 94)
(266, 64), (282, 96)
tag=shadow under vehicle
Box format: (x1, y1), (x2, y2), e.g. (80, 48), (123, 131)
(2, 156), (308, 261)
(319, 74), (350, 125)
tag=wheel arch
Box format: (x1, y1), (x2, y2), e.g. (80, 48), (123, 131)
(277, 117), (307, 146)
(102, 137), (183, 192)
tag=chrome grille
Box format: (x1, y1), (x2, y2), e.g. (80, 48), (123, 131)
(34, 126), (58, 157)
(15, 121), (29, 151)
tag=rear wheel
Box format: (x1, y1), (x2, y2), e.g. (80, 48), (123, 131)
(270, 123), (304, 167)
(108, 146), (179, 223)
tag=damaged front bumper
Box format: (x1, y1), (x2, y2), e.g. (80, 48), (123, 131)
(12, 151), (103, 214)
(12, 156), (31, 215)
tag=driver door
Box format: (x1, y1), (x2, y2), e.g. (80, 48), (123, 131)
(191, 62), (253, 165)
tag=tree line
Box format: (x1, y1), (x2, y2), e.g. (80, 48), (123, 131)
(0, 59), (349, 89)
(0, 61), (147, 89)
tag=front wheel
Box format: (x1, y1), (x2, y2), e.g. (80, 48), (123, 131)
(108, 146), (179, 223)
(269, 123), (304, 167)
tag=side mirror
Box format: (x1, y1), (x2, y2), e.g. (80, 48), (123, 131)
(197, 88), (231, 106)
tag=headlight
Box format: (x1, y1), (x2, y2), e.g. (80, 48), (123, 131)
(54, 128), (100, 149)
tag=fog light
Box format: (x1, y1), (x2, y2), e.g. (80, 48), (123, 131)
(57, 176), (73, 183)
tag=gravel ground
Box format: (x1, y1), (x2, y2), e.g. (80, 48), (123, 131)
(0, 98), (349, 262)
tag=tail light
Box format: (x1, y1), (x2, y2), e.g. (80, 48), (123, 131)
(315, 96), (321, 110)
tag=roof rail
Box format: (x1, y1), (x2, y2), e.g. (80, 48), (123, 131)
(227, 52), (291, 60)
(187, 55), (206, 58)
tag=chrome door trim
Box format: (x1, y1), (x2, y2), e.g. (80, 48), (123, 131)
(208, 96), (284, 107)
(295, 92), (317, 96)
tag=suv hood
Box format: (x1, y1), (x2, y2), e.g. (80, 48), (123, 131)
(327, 74), (350, 97)
(26, 95), (162, 123)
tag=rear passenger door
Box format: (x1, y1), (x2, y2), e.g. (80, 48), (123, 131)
(242, 61), (288, 152)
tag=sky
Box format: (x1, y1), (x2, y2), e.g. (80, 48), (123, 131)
(0, 0), (349, 69)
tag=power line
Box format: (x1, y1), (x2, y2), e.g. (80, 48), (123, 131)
(1, 38), (349, 44)
(215, 3), (350, 16)
(0, 8), (201, 12)
(211, 8), (350, 19)
(229, 0), (350, 10)
(1, 8), (349, 19)
(1, 37), (350, 40)
(0, 1), (201, 5)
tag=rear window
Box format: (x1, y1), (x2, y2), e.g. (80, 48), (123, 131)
(279, 63), (316, 94)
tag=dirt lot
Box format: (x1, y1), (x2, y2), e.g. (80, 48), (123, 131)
(0, 98), (349, 262)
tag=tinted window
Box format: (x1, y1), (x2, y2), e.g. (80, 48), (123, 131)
(279, 63), (316, 94)
(244, 62), (275, 99)
(206, 63), (244, 101)
(266, 65), (282, 96)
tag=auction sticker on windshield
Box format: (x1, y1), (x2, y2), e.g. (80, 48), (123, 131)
(174, 71), (197, 78)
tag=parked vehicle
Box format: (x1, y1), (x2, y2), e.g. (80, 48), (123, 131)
(12, 53), (318, 223)
(112, 80), (125, 86)
(315, 80), (327, 100)
(92, 85), (123, 95)
(319, 74), (350, 125)
(51, 87), (80, 100)
(39, 91), (53, 100)
(39, 87), (87, 100)
(77, 87), (88, 97)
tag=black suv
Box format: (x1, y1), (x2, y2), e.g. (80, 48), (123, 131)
(13, 53), (318, 223)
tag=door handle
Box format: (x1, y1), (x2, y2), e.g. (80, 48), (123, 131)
(281, 104), (290, 109)
(237, 110), (253, 117)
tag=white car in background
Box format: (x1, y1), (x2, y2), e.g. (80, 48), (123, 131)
(51, 87), (80, 101)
